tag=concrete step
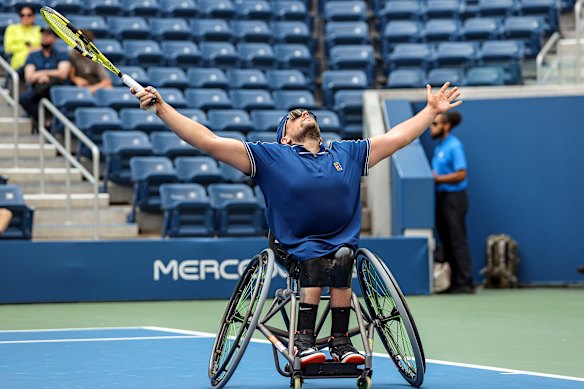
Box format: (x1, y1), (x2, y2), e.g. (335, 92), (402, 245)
(0, 156), (65, 169)
(33, 223), (139, 240)
(24, 193), (110, 208)
(34, 206), (132, 224)
(0, 106), (25, 117)
(18, 181), (100, 195)
(0, 134), (43, 144)
(0, 167), (83, 183)
(0, 117), (32, 134)
(0, 143), (57, 158)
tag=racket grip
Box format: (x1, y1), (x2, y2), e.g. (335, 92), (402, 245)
(121, 74), (157, 113)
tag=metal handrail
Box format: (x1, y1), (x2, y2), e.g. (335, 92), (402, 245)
(38, 98), (100, 240)
(575, 0), (583, 34)
(536, 32), (561, 84)
(0, 55), (20, 167)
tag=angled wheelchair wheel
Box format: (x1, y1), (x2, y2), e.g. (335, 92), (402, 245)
(357, 248), (425, 387)
(208, 249), (274, 388)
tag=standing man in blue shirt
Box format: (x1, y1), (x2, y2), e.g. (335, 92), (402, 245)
(133, 82), (462, 365)
(431, 111), (474, 294)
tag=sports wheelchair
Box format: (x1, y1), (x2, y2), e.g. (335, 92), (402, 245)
(208, 248), (426, 389)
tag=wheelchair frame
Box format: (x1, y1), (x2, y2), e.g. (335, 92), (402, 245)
(208, 248), (425, 389)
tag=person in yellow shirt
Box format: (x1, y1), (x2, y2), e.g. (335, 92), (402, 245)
(3, 6), (41, 70)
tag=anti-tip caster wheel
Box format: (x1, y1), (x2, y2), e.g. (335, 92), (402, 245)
(291, 375), (303, 389)
(357, 376), (372, 389)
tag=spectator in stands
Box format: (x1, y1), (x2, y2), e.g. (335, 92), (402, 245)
(0, 208), (13, 237)
(69, 30), (112, 94)
(3, 6), (41, 71)
(19, 27), (70, 130)
(431, 111), (474, 294)
(133, 82), (461, 366)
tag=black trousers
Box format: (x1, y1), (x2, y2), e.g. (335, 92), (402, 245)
(435, 190), (473, 289)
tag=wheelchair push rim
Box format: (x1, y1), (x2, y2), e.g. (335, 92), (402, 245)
(208, 249), (274, 388)
(357, 248), (425, 387)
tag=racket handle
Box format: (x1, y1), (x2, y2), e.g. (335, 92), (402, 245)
(121, 74), (157, 113)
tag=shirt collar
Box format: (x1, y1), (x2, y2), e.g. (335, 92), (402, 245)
(293, 144), (328, 155)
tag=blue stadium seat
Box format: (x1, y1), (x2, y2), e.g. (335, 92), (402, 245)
(329, 45), (375, 84)
(95, 87), (137, 110)
(235, 0), (273, 20)
(502, 16), (545, 57)
(75, 108), (122, 155)
(120, 108), (167, 134)
(274, 44), (314, 80)
(121, 0), (159, 16)
(48, 0), (83, 14)
(272, 1), (309, 22)
(478, 0), (517, 18)
(324, 1), (367, 22)
(380, 1), (422, 25)
(7, 0), (43, 11)
(102, 131), (153, 191)
(122, 40), (164, 67)
(462, 18), (501, 41)
(160, 0), (199, 17)
(271, 21), (312, 47)
(250, 109), (287, 132)
(129, 156), (178, 221)
(238, 43), (277, 69)
(230, 89), (275, 111)
(198, 0), (236, 18)
(185, 88), (233, 110)
(161, 41), (202, 68)
(519, 0), (558, 33)
(0, 13), (18, 39)
(150, 18), (192, 41)
(273, 90), (317, 110)
(246, 131), (277, 142)
(232, 20), (271, 43)
(147, 67), (189, 90)
(68, 16), (109, 39)
(108, 16), (150, 40)
(160, 183), (214, 237)
(208, 109), (255, 133)
(218, 159), (250, 184)
(110, 66), (148, 87)
(386, 68), (426, 89)
(228, 69), (269, 89)
(266, 69), (308, 90)
(321, 70), (367, 108)
(158, 88), (188, 108)
(190, 19), (234, 42)
(208, 183), (263, 236)
(200, 42), (240, 69)
(464, 66), (505, 86)
(427, 68), (464, 87)
(187, 68), (228, 89)
(434, 42), (478, 67)
(381, 21), (423, 56)
(311, 109), (342, 132)
(50, 86), (97, 118)
(479, 40), (524, 84)
(0, 185), (34, 239)
(174, 156), (223, 185)
(215, 131), (247, 143)
(325, 21), (370, 48)
(333, 90), (363, 136)
(423, 19), (461, 43)
(386, 43), (433, 71)
(177, 108), (210, 127)
(150, 131), (201, 159)
(85, 0), (123, 15)
(93, 39), (124, 64)
(425, 0), (462, 20)
(320, 132), (343, 148)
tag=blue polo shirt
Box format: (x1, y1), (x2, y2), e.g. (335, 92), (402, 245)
(244, 140), (371, 261)
(25, 49), (68, 71)
(431, 134), (468, 192)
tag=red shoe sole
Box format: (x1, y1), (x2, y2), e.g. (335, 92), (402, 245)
(300, 353), (326, 366)
(341, 354), (365, 364)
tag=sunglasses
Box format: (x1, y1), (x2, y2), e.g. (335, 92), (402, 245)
(431, 121), (444, 126)
(20, 13), (33, 17)
(283, 109), (317, 138)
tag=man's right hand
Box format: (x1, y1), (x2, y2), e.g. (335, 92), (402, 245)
(131, 86), (163, 113)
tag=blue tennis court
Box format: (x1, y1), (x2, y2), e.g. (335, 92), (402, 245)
(1, 327), (582, 389)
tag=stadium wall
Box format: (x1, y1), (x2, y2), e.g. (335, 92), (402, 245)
(0, 237), (429, 303)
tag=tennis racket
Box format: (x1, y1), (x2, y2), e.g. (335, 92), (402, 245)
(40, 6), (156, 112)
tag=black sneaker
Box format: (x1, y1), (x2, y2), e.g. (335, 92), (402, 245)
(328, 336), (365, 364)
(294, 332), (326, 366)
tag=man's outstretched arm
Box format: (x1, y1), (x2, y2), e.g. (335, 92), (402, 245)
(133, 86), (252, 174)
(368, 82), (462, 168)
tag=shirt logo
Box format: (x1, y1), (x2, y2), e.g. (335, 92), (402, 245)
(333, 162), (343, 172)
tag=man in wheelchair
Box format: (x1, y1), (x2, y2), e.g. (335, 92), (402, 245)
(134, 81), (461, 377)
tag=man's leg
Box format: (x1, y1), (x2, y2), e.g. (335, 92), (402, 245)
(443, 191), (473, 291)
(294, 285), (326, 365)
(328, 286), (365, 364)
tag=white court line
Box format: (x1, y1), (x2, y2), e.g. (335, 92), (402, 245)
(146, 326), (584, 383)
(0, 326), (147, 333)
(0, 335), (203, 345)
